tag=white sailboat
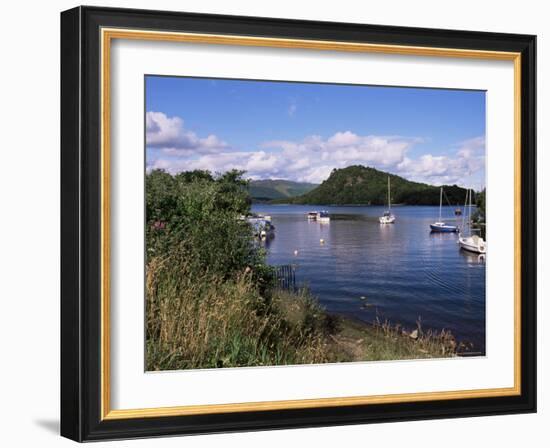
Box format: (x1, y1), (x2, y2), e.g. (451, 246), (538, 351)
(458, 189), (486, 254)
(379, 176), (396, 224)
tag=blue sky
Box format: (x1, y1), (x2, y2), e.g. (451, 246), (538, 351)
(146, 76), (486, 187)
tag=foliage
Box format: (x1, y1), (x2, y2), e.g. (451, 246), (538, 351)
(471, 188), (486, 238)
(146, 169), (261, 277)
(275, 165), (468, 206)
(145, 169), (333, 370)
(472, 188), (486, 223)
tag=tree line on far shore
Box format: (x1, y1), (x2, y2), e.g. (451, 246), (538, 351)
(271, 165), (471, 206)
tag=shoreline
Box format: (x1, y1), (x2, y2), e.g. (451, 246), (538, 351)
(270, 288), (460, 365)
(261, 202), (451, 207)
(327, 310), (481, 360)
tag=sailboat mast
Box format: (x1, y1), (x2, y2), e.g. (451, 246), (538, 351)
(461, 188), (468, 232)
(387, 176), (391, 211)
(468, 188), (472, 235)
(439, 187), (443, 222)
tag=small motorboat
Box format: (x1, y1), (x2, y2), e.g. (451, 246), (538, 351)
(307, 211), (330, 222)
(454, 208), (462, 216)
(316, 210), (330, 223)
(247, 217), (275, 239)
(430, 187), (458, 232)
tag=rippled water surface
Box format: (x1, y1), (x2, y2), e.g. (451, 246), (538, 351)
(252, 204), (486, 354)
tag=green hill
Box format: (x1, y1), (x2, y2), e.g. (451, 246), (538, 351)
(278, 165), (468, 206)
(248, 179), (317, 202)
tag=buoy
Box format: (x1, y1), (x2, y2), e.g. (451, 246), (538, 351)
(293, 250), (298, 256)
(320, 238), (325, 244)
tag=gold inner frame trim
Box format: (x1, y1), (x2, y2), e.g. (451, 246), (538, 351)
(100, 27), (522, 421)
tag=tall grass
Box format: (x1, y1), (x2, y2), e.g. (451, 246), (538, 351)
(146, 250), (333, 371)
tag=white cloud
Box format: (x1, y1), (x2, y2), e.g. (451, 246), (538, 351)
(259, 132), (417, 182)
(146, 112), (485, 187)
(395, 137), (485, 186)
(149, 130), (418, 183)
(146, 111), (228, 155)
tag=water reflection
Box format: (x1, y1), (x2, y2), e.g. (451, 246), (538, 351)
(252, 204), (486, 354)
(459, 250), (487, 264)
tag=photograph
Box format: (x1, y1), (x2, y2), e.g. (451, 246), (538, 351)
(144, 76), (487, 371)
(56, 4), (537, 442)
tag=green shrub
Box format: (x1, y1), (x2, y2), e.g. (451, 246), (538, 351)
(146, 169), (262, 277)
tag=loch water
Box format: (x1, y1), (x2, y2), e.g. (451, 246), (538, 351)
(252, 204), (486, 355)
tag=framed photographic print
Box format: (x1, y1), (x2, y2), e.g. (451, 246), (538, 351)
(60, 6), (536, 442)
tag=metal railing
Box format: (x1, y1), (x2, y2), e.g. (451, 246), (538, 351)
(274, 264), (296, 291)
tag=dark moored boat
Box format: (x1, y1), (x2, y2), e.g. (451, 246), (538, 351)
(430, 187), (458, 233)
(430, 222), (458, 233)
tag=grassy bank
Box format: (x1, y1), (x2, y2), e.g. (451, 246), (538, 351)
(330, 315), (457, 362)
(146, 256), (332, 370)
(146, 257), (456, 371)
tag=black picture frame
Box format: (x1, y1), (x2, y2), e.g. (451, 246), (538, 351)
(61, 5), (536, 442)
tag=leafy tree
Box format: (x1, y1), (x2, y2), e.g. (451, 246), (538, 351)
(471, 188), (486, 238)
(146, 169), (261, 278)
(474, 188), (486, 222)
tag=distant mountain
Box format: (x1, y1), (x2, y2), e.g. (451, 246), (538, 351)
(248, 179), (318, 202)
(276, 165), (468, 206)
